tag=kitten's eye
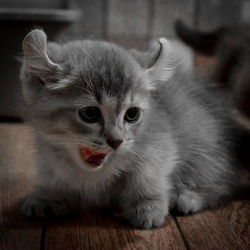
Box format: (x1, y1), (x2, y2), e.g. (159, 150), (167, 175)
(79, 107), (101, 123)
(124, 107), (140, 123)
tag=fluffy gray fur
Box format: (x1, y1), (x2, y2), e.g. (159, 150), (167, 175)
(20, 29), (238, 229)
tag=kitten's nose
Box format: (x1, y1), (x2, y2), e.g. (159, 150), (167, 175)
(106, 137), (123, 149)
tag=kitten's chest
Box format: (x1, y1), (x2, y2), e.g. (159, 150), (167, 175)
(80, 174), (126, 207)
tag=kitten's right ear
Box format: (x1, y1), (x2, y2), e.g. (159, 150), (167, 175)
(145, 38), (175, 83)
(130, 40), (162, 69)
(22, 29), (68, 90)
(131, 38), (176, 85)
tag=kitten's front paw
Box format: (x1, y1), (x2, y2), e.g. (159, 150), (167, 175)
(176, 190), (203, 214)
(124, 201), (168, 229)
(22, 194), (73, 218)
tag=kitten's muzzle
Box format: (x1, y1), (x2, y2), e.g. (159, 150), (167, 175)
(80, 147), (107, 168)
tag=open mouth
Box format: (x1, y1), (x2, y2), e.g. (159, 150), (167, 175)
(80, 147), (107, 168)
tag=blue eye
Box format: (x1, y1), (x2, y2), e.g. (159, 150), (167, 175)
(124, 107), (140, 123)
(79, 107), (101, 123)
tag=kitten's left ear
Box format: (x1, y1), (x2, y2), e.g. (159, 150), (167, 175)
(22, 29), (69, 90)
(145, 38), (175, 83)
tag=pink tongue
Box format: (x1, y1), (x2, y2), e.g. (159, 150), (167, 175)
(80, 147), (106, 167)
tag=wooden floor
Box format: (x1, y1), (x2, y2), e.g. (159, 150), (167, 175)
(0, 123), (249, 250)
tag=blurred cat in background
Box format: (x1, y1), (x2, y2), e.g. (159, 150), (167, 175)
(20, 29), (239, 229)
(175, 20), (250, 118)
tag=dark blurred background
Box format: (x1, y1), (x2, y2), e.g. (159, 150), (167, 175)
(0, 0), (250, 119)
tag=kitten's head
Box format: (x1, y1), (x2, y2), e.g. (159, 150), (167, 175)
(20, 29), (175, 171)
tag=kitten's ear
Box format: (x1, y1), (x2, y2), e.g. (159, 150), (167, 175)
(22, 29), (69, 90)
(130, 40), (162, 69)
(145, 38), (175, 83)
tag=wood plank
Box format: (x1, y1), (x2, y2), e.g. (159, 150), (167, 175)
(0, 124), (42, 250)
(176, 200), (250, 250)
(45, 211), (186, 250)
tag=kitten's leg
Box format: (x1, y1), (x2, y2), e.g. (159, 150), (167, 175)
(176, 189), (204, 214)
(22, 140), (81, 218)
(22, 186), (80, 218)
(175, 172), (236, 215)
(121, 170), (171, 229)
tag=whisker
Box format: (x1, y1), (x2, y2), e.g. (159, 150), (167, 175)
(86, 72), (95, 92)
(51, 136), (107, 150)
(75, 86), (93, 95)
(80, 73), (95, 93)
(127, 144), (146, 163)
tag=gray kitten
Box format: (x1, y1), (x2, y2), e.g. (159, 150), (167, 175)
(21, 29), (238, 229)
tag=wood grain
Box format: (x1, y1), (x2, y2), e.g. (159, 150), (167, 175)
(45, 211), (186, 250)
(175, 201), (250, 250)
(0, 124), (42, 250)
